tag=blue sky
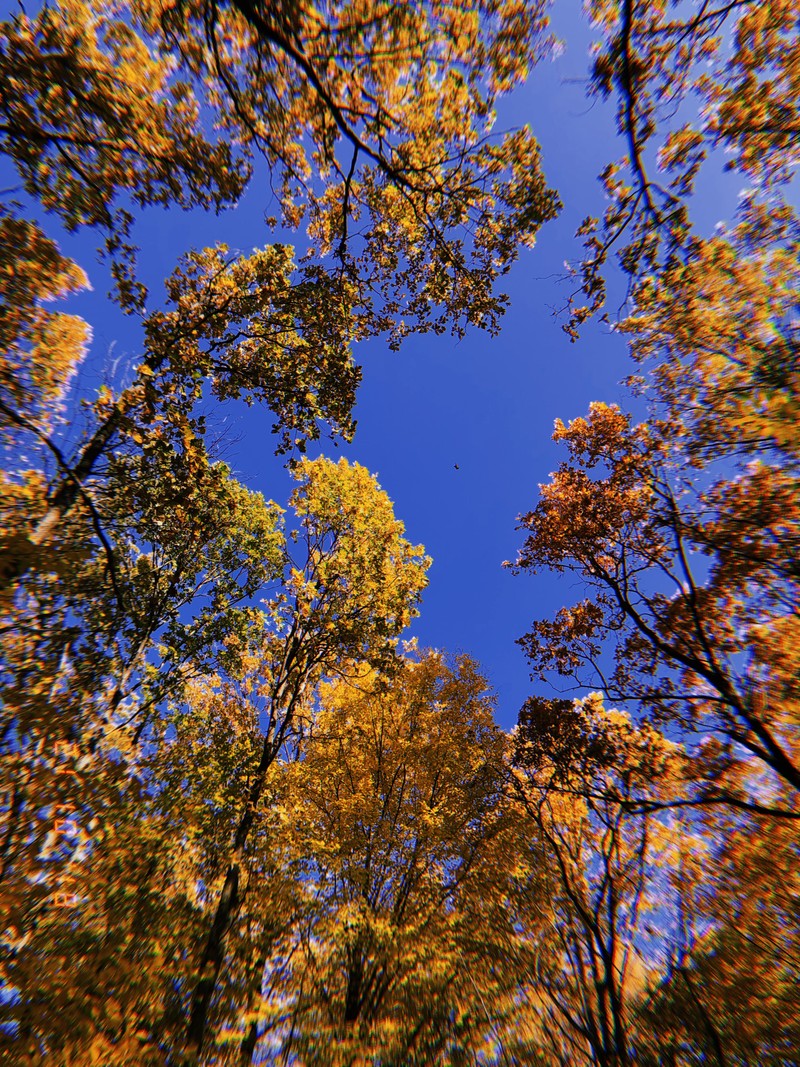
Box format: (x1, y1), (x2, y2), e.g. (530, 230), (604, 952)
(312, 8), (635, 726)
(4, 3), (741, 730)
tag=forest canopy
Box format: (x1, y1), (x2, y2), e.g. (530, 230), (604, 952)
(1, 1), (797, 1065)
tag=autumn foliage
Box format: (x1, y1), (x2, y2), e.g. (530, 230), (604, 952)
(1, 1), (798, 1064)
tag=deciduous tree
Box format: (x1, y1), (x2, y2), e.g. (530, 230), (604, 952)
(246, 653), (519, 1067)
(0, 456), (429, 1064)
(569, 0), (798, 333)
(0, 0), (560, 581)
(178, 456), (430, 1060)
(510, 694), (680, 1067)
(634, 804), (800, 1067)
(510, 402), (800, 815)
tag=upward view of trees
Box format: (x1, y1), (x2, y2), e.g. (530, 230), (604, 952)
(1, 1), (796, 1065)
(508, 1), (799, 1062)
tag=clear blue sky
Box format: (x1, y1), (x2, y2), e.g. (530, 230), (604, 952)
(5, 3), (739, 729)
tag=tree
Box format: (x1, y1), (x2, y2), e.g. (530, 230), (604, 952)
(0, 3), (561, 869)
(618, 200), (799, 467)
(0, 209), (89, 443)
(0, 774), (210, 1066)
(2, 0), (560, 323)
(509, 401), (799, 816)
(0, 462), (283, 1063)
(151, 0), (561, 338)
(180, 456), (430, 1061)
(245, 653), (518, 1067)
(0, 239), (360, 592)
(0, 456), (429, 1064)
(0, 238), (362, 898)
(527, 5), (798, 813)
(0, 6), (561, 952)
(636, 807), (800, 1067)
(509, 694), (681, 1067)
(510, 6), (799, 1063)
(568, 0), (798, 334)
(0, 0), (560, 577)
(0, 6), (560, 1060)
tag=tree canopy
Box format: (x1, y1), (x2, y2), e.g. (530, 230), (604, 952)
(1, 1), (797, 1064)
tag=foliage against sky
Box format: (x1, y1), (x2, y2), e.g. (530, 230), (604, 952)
(0, 1), (797, 1064)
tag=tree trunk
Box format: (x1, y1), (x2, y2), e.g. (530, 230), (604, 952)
(184, 662), (305, 1061)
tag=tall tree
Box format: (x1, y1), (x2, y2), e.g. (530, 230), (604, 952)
(177, 456), (430, 1061)
(245, 653), (519, 1067)
(510, 401), (800, 814)
(0, 0), (560, 579)
(0, 464), (283, 1063)
(509, 694), (680, 1067)
(0, 6), (561, 878)
(0, 6), (561, 929)
(0, 6), (560, 1060)
(635, 807), (800, 1067)
(509, 6), (800, 1063)
(0, 456), (429, 1064)
(2, 0), (560, 324)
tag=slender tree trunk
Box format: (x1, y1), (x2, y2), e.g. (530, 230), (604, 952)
(680, 967), (728, 1067)
(238, 952), (266, 1065)
(184, 662), (305, 1061)
(0, 781), (24, 884)
(186, 860), (243, 1058)
(185, 748), (272, 1059)
(239, 1020), (258, 1065)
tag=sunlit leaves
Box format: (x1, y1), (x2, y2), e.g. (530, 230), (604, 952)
(0, 209), (88, 438)
(569, 0), (799, 333)
(0, 0), (249, 228)
(622, 202), (800, 465)
(247, 653), (514, 1066)
(512, 399), (800, 809)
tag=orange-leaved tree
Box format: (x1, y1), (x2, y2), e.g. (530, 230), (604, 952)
(509, 693), (682, 1067)
(1, 6), (558, 1061)
(0, 0), (560, 839)
(635, 806), (800, 1067)
(510, 401), (799, 814)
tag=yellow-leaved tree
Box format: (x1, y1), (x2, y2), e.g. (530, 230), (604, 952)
(0, 456), (429, 1064)
(0, 0), (560, 582)
(247, 653), (522, 1067)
